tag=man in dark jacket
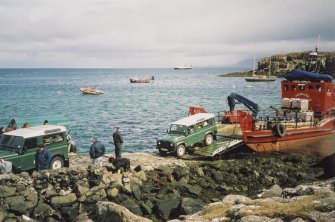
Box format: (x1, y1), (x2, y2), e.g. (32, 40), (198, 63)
(89, 137), (106, 165)
(35, 144), (52, 171)
(112, 127), (123, 159)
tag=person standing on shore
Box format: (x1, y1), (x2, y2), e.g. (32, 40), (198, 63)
(35, 144), (52, 171)
(112, 127), (123, 159)
(89, 137), (106, 166)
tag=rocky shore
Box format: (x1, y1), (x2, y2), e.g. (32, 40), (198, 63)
(0, 152), (334, 222)
(221, 51), (335, 77)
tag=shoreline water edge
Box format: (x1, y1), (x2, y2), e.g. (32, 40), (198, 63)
(1, 151), (335, 221)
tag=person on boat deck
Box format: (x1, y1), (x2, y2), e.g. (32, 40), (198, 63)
(113, 127), (123, 159)
(35, 144), (52, 171)
(22, 122), (29, 128)
(89, 137), (106, 166)
(43, 120), (48, 125)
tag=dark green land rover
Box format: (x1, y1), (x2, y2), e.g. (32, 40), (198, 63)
(157, 113), (217, 157)
(0, 125), (69, 172)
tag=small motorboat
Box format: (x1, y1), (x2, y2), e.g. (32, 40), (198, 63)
(129, 76), (154, 83)
(80, 87), (104, 95)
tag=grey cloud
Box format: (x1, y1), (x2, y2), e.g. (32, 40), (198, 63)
(0, 0), (334, 68)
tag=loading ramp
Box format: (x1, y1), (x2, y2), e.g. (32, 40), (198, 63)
(193, 136), (243, 157)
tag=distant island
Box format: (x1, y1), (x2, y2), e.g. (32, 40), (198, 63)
(220, 51), (335, 77)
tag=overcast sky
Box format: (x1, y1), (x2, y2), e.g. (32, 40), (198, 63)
(0, 0), (334, 68)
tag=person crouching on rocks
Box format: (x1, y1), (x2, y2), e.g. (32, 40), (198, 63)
(89, 137), (106, 166)
(35, 144), (52, 171)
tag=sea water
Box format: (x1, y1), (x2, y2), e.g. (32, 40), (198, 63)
(0, 68), (281, 154)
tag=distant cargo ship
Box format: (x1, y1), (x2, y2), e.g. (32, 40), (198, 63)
(174, 65), (192, 70)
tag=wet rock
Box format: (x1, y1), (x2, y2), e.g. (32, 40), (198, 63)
(180, 197), (205, 215)
(5, 195), (28, 214)
(78, 186), (107, 203)
(173, 165), (190, 180)
(33, 201), (56, 221)
(140, 200), (154, 215)
(0, 186), (16, 198)
(156, 198), (180, 220)
(120, 198), (142, 215)
(59, 203), (79, 221)
(95, 201), (152, 222)
(75, 184), (89, 197)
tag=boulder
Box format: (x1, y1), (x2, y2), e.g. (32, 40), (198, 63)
(173, 165), (190, 180)
(78, 186), (107, 203)
(140, 200), (153, 215)
(95, 201), (152, 222)
(314, 196), (335, 212)
(180, 198), (205, 215)
(4, 195), (28, 214)
(33, 201), (56, 221)
(59, 203), (79, 221)
(106, 187), (119, 199)
(51, 193), (77, 207)
(0, 186), (16, 198)
(222, 195), (251, 205)
(259, 184), (282, 198)
(240, 215), (283, 222)
(156, 198), (180, 220)
(120, 198), (142, 216)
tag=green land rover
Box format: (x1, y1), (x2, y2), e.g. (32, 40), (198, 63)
(0, 125), (70, 172)
(156, 113), (217, 157)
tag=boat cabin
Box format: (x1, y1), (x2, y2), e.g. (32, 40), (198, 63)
(281, 69), (335, 117)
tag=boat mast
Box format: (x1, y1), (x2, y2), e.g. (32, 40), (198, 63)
(316, 34), (320, 53)
(253, 44), (256, 76)
(268, 58), (271, 77)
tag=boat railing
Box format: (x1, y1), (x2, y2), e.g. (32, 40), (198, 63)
(255, 114), (317, 131)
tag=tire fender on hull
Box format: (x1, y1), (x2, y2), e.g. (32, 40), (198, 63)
(272, 123), (286, 137)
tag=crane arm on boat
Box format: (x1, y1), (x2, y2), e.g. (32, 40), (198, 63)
(227, 93), (259, 117)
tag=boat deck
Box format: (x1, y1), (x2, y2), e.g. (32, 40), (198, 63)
(193, 136), (243, 157)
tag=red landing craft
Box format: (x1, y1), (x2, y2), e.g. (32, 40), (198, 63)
(236, 69), (335, 158)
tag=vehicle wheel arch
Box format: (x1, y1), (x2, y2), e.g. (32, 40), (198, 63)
(176, 143), (186, 158)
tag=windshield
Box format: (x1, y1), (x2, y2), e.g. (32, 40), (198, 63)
(0, 135), (23, 150)
(170, 124), (187, 134)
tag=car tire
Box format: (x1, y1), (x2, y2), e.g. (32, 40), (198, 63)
(176, 144), (186, 158)
(205, 134), (214, 146)
(50, 156), (64, 169)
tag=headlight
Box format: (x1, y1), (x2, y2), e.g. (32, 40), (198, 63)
(170, 143), (174, 147)
(157, 141), (161, 145)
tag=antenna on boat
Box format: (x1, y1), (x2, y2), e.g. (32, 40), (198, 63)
(316, 34), (320, 53)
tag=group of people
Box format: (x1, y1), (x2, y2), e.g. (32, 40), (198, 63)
(35, 126), (124, 170)
(89, 127), (124, 165)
